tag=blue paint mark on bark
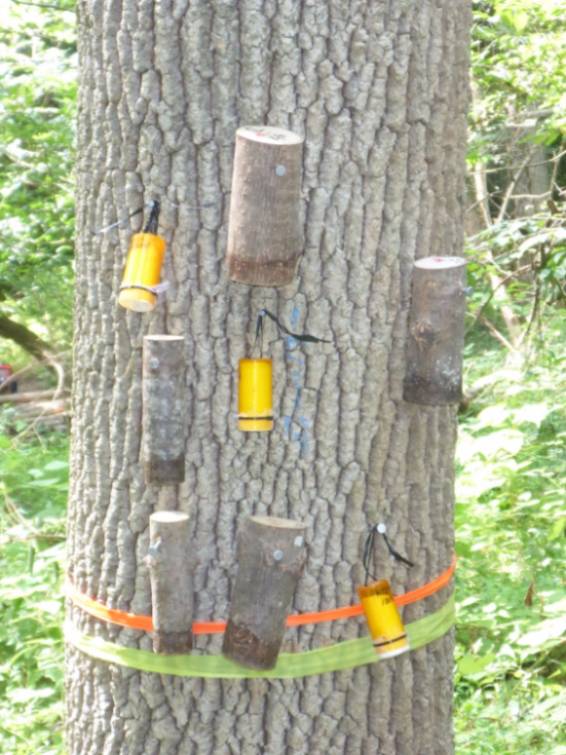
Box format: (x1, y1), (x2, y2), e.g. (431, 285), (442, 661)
(282, 306), (310, 456)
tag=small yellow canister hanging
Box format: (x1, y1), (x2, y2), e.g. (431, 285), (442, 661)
(358, 522), (414, 658)
(118, 200), (166, 312)
(358, 579), (408, 658)
(238, 309), (330, 433)
(238, 358), (274, 432)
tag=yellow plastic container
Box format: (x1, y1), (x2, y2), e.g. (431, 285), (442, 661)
(358, 579), (409, 658)
(238, 358), (274, 432)
(118, 232), (166, 312)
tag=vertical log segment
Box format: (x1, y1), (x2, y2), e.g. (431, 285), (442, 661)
(403, 256), (467, 405)
(142, 335), (187, 484)
(226, 126), (304, 287)
(147, 511), (193, 654)
(222, 516), (306, 669)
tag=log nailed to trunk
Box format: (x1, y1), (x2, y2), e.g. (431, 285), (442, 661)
(146, 511), (193, 654)
(222, 515), (306, 669)
(142, 335), (187, 484)
(226, 126), (304, 287)
(403, 256), (467, 406)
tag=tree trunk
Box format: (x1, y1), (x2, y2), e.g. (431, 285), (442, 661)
(67, 1), (471, 753)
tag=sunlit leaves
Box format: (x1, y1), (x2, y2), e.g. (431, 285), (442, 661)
(0, 1), (76, 352)
(455, 312), (566, 754)
(0, 431), (68, 755)
(472, 0), (566, 146)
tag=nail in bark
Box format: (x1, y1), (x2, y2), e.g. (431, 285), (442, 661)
(147, 511), (193, 654)
(403, 256), (467, 405)
(226, 126), (304, 287)
(222, 516), (306, 669)
(142, 335), (187, 484)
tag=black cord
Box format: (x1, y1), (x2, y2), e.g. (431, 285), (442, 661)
(144, 200), (160, 234)
(254, 309), (331, 355)
(254, 312), (265, 357)
(93, 205), (147, 235)
(362, 523), (414, 584)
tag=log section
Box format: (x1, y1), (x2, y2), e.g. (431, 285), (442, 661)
(403, 256), (467, 405)
(146, 511), (193, 654)
(226, 126), (304, 287)
(142, 335), (187, 484)
(222, 515), (306, 669)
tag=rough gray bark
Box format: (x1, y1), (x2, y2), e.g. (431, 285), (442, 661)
(147, 511), (193, 654)
(143, 335), (187, 484)
(226, 126), (303, 286)
(222, 515), (306, 669)
(67, 1), (471, 753)
(403, 257), (467, 406)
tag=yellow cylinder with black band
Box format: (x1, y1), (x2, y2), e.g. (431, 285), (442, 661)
(118, 232), (166, 312)
(358, 579), (409, 658)
(238, 358), (273, 432)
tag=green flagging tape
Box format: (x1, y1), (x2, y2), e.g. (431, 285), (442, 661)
(65, 595), (454, 679)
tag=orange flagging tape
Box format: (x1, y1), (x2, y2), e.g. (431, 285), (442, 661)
(67, 555), (455, 635)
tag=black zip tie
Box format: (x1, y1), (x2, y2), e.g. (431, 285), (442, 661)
(254, 309), (331, 357)
(363, 522), (414, 584)
(144, 199), (160, 234)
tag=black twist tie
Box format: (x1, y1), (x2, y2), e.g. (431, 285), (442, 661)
(93, 205), (148, 235)
(144, 199), (160, 234)
(93, 199), (161, 236)
(362, 522), (414, 584)
(254, 309), (331, 357)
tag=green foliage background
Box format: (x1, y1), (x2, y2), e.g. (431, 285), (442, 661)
(0, 2), (564, 754)
(0, 2), (76, 367)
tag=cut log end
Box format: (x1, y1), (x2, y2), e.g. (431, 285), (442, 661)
(236, 125), (304, 145)
(228, 254), (299, 287)
(414, 255), (467, 270)
(403, 374), (463, 406)
(250, 515), (305, 531)
(144, 455), (185, 485)
(150, 511), (189, 525)
(223, 620), (280, 670)
(144, 335), (185, 343)
(152, 630), (193, 655)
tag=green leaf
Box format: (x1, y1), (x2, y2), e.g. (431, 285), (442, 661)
(8, 686), (55, 704)
(42, 461), (68, 472)
(548, 517), (566, 541)
(457, 652), (497, 677)
(517, 616), (566, 649)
